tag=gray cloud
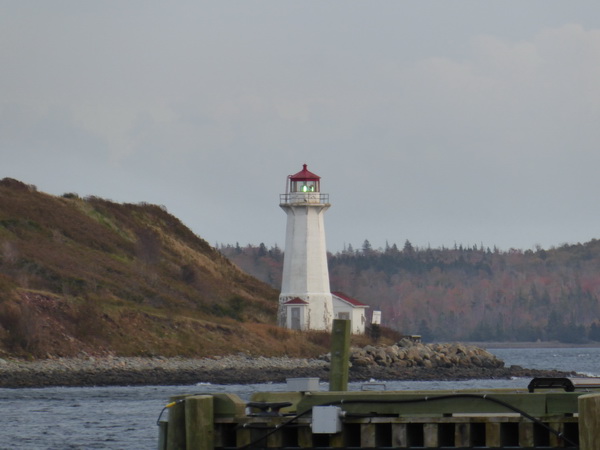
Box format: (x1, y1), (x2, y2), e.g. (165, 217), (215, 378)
(1, 2), (600, 252)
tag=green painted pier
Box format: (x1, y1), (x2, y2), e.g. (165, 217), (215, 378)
(158, 321), (600, 449)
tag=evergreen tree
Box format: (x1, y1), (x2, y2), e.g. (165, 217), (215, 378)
(589, 322), (600, 341)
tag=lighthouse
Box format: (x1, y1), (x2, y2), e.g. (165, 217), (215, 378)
(278, 164), (334, 331)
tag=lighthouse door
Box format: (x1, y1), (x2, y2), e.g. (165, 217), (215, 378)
(291, 307), (301, 330)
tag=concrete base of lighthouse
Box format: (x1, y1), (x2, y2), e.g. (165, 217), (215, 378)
(279, 293), (334, 331)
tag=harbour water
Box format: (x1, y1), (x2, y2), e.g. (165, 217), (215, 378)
(0, 347), (598, 449)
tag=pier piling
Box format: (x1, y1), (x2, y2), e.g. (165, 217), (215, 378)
(185, 395), (214, 450)
(166, 395), (187, 450)
(578, 392), (600, 449)
(329, 319), (350, 391)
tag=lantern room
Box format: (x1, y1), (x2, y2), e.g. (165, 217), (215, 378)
(289, 164), (320, 193)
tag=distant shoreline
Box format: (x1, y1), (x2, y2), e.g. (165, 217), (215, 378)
(464, 341), (600, 349)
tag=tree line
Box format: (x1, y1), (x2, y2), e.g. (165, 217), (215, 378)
(220, 239), (600, 343)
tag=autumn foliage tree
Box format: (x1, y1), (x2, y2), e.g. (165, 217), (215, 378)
(222, 239), (600, 343)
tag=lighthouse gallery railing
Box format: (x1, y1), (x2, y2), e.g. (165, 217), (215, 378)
(280, 193), (330, 205)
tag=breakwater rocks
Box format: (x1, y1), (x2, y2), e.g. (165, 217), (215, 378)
(0, 342), (576, 388)
(342, 340), (575, 381)
(349, 340), (504, 370)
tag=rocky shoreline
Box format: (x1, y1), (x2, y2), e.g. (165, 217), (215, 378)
(0, 341), (580, 388)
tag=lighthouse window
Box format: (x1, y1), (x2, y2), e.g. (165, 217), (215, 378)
(291, 180), (318, 192)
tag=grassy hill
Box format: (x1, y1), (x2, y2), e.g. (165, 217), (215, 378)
(0, 178), (335, 358)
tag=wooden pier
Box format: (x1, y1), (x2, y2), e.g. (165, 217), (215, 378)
(159, 388), (600, 449)
(158, 321), (600, 449)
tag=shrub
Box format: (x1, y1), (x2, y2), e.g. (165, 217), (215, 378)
(306, 330), (330, 348)
(266, 326), (289, 341)
(62, 193), (80, 199)
(72, 296), (106, 341)
(0, 300), (44, 355)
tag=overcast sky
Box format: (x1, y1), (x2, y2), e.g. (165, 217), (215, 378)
(2, 2), (600, 253)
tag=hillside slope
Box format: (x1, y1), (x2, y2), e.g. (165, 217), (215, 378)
(0, 178), (329, 358)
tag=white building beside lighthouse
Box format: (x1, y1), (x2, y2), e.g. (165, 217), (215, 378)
(278, 164), (334, 331)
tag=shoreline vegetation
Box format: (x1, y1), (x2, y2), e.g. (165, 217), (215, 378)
(0, 341), (581, 389)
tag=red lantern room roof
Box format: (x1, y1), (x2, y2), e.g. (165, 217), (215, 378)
(290, 164), (320, 181)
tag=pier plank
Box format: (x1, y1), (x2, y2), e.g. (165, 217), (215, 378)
(548, 421), (564, 447)
(392, 423), (408, 446)
(235, 426), (252, 447)
(423, 423), (438, 447)
(297, 425), (313, 447)
(454, 422), (470, 446)
(518, 421), (534, 446)
(360, 423), (376, 447)
(546, 393), (580, 415)
(328, 430), (345, 447)
(485, 422), (501, 447)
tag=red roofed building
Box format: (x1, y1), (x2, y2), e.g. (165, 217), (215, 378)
(331, 291), (369, 334)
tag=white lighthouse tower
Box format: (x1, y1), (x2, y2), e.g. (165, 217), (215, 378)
(278, 164), (334, 331)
